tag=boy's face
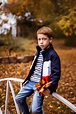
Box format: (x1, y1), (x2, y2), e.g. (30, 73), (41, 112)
(37, 34), (52, 50)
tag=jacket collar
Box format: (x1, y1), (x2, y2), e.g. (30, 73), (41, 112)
(36, 44), (54, 54)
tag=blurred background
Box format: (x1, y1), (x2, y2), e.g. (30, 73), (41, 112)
(0, 0), (76, 114)
(0, 0), (76, 47)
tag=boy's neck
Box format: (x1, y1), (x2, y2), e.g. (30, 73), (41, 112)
(44, 43), (51, 51)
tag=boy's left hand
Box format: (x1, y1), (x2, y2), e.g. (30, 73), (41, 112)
(39, 81), (52, 96)
(35, 80), (53, 96)
(40, 89), (50, 97)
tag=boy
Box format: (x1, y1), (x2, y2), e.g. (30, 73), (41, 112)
(15, 26), (61, 114)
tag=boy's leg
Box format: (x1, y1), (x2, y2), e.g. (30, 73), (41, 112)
(30, 91), (44, 114)
(15, 81), (34, 114)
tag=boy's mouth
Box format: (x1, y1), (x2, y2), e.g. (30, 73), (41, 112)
(40, 45), (44, 48)
(40, 45), (44, 47)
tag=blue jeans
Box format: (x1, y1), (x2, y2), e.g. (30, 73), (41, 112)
(15, 80), (44, 114)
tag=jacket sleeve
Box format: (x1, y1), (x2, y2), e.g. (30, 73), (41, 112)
(48, 52), (61, 93)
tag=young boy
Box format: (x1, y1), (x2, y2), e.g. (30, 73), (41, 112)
(15, 26), (61, 114)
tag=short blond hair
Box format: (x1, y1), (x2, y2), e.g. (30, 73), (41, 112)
(37, 26), (53, 38)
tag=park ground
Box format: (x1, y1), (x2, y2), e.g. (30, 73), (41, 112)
(0, 38), (76, 114)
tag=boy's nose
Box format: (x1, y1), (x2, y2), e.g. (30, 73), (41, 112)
(40, 39), (43, 43)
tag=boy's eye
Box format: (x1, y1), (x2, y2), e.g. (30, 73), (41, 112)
(37, 38), (41, 41)
(43, 38), (47, 40)
(38, 38), (47, 41)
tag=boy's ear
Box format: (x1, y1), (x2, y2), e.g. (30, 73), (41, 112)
(49, 37), (52, 43)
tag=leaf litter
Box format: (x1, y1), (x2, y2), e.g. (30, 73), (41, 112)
(0, 46), (76, 114)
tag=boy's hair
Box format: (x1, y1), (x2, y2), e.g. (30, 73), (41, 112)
(37, 26), (53, 38)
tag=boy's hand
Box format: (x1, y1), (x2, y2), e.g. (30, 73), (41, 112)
(35, 79), (53, 96)
(39, 81), (53, 96)
(40, 89), (51, 97)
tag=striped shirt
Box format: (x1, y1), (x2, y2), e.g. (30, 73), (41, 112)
(30, 50), (43, 82)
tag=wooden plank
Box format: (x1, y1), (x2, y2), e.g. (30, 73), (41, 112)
(0, 55), (34, 63)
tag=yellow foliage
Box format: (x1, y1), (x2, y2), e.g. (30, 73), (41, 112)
(58, 9), (76, 37)
(64, 32), (69, 36)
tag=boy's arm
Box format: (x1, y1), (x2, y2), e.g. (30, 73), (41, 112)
(48, 53), (61, 93)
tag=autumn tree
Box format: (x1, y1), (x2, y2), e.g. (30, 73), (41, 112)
(4, 0), (28, 16)
(57, 8), (76, 46)
(3, 0), (76, 46)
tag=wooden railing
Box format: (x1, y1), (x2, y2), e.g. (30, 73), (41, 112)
(0, 78), (76, 114)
